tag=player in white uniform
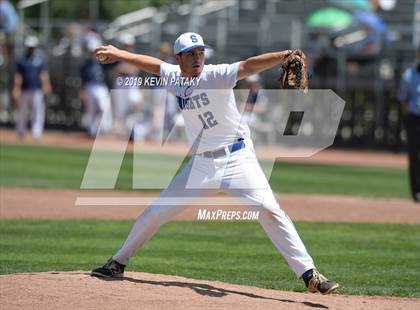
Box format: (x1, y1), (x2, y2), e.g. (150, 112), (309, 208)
(80, 40), (112, 137)
(111, 34), (144, 138)
(91, 33), (339, 294)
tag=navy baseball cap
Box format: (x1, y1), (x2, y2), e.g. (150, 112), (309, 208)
(173, 32), (210, 54)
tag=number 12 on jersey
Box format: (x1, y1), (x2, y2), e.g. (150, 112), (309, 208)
(198, 111), (218, 129)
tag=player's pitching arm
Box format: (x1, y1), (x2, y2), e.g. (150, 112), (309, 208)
(95, 45), (163, 75)
(236, 50), (299, 81)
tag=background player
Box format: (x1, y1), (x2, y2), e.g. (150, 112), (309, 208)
(79, 40), (112, 137)
(399, 48), (420, 202)
(91, 32), (339, 295)
(111, 33), (143, 138)
(151, 42), (178, 142)
(241, 74), (268, 129)
(12, 36), (51, 140)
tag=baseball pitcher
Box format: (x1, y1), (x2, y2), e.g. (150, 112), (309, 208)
(91, 32), (338, 295)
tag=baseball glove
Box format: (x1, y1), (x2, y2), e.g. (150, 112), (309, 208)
(280, 50), (309, 93)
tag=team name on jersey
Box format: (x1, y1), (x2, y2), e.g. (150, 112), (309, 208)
(177, 92), (209, 110)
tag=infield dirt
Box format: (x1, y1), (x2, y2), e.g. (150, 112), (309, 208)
(1, 271), (418, 310)
(1, 187), (418, 223)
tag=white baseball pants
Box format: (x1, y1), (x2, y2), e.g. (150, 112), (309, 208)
(16, 89), (45, 139)
(84, 84), (112, 137)
(113, 140), (315, 278)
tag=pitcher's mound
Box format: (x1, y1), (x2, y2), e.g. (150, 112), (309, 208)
(0, 271), (417, 310)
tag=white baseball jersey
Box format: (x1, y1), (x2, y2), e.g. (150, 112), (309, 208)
(160, 62), (251, 153)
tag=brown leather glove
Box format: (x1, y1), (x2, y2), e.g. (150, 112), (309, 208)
(280, 50), (309, 93)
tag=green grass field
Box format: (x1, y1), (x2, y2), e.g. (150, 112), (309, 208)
(0, 143), (410, 198)
(0, 220), (419, 297)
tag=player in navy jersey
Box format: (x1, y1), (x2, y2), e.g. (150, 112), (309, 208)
(12, 36), (51, 140)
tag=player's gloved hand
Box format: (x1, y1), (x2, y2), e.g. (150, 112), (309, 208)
(280, 49), (309, 94)
(95, 45), (122, 64)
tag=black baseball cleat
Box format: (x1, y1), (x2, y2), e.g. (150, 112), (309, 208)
(302, 269), (339, 295)
(91, 257), (125, 278)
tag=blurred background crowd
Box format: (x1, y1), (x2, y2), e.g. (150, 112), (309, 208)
(0, 0), (419, 150)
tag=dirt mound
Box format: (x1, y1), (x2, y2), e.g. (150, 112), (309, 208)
(0, 271), (417, 310)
